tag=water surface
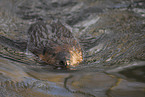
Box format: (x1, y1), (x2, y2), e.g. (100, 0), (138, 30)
(0, 0), (145, 97)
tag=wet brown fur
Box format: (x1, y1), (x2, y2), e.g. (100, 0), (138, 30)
(27, 20), (83, 68)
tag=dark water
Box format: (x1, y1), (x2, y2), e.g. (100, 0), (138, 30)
(0, 0), (145, 97)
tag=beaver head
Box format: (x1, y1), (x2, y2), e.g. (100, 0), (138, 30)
(38, 44), (83, 69)
(27, 20), (83, 69)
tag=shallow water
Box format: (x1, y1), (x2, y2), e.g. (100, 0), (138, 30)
(0, 0), (145, 97)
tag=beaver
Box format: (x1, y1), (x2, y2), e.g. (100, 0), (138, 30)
(0, 20), (83, 69)
(27, 20), (83, 69)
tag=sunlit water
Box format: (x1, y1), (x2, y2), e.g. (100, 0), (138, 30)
(0, 0), (145, 97)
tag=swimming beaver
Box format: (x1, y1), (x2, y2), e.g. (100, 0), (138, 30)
(27, 20), (83, 68)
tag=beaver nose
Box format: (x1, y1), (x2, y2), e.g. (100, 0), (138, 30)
(59, 61), (66, 66)
(53, 60), (67, 69)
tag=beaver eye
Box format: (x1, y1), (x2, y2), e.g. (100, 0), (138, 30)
(43, 47), (46, 55)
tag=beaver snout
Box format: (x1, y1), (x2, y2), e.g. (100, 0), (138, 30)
(38, 50), (70, 69)
(55, 52), (70, 68)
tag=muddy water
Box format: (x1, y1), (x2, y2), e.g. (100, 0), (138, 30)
(0, 0), (145, 97)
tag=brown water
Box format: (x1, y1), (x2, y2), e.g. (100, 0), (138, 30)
(0, 0), (145, 97)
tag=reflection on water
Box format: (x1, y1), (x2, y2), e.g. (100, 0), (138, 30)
(0, 0), (145, 97)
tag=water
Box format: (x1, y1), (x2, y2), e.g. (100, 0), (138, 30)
(0, 0), (145, 97)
